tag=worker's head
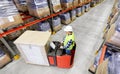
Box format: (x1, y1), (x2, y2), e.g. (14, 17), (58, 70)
(64, 26), (73, 35)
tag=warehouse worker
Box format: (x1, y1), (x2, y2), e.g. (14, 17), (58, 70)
(62, 26), (75, 55)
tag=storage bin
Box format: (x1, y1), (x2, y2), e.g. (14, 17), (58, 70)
(0, 1), (23, 29)
(60, 13), (71, 25)
(76, 7), (82, 16)
(14, 31), (51, 66)
(26, 0), (50, 18)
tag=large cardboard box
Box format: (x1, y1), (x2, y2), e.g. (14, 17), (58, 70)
(51, 0), (62, 13)
(73, 0), (78, 7)
(26, 0), (50, 18)
(14, 31), (51, 66)
(14, 0), (28, 12)
(0, 14), (23, 29)
(0, 54), (11, 68)
(61, 0), (73, 9)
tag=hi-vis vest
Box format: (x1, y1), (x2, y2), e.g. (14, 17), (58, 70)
(63, 33), (75, 50)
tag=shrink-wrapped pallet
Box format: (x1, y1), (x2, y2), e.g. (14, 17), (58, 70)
(51, 0), (62, 13)
(84, 3), (90, 12)
(52, 17), (62, 32)
(14, 0), (28, 12)
(61, 0), (73, 9)
(0, 1), (23, 29)
(60, 12), (71, 25)
(26, 0), (50, 18)
(76, 7), (82, 16)
(38, 21), (51, 31)
(70, 9), (76, 21)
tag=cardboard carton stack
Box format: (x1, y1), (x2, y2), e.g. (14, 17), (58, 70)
(14, 0), (28, 12)
(0, 1), (23, 29)
(61, 0), (73, 10)
(26, 0), (50, 18)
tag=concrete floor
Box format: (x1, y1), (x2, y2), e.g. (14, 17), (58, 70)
(0, 0), (114, 74)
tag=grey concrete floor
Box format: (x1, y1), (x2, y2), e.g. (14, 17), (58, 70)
(0, 0), (114, 74)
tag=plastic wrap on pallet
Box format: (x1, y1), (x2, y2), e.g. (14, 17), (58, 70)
(0, 0), (23, 29)
(61, 0), (73, 9)
(51, 0), (62, 13)
(60, 12), (71, 24)
(14, 0), (28, 12)
(108, 53), (120, 74)
(82, 5), (85, 13)
(70, 9), (76, 21)
(76, 7), (82, 16)
(53, 17), (62, 31)
(26, 0), (50, 18)
(38, 21), (51, 31)
(85, 3), (90, 12)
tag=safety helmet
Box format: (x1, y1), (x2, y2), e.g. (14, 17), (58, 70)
(64, 26), (73, 31)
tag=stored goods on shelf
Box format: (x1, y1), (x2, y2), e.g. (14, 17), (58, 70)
(61, 0), (73, 9)
(50, 0), (62, 13)
(78, 0), (85, 4)
(37, 21), (51, 31)
(70, 9), (76, 21)
(76, 7), (82, 16)
(0, 48), (11, 68)
(26, 0), (50, 18)
(73, 0), (78, 7)
(84, 3), (90, 12)
(81, 5), (85, 14)
(60, 12), (71, 24)
(14, 31), (51, 66)
(52, 17), (62, 32)
(0, 1), (23, 29)
(14, 0), (28, 12)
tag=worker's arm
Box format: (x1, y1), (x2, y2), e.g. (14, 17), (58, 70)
(64, 39), (73, 49)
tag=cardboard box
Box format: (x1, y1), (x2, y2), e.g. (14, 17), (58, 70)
(0, 14), (23, 29)
(73, 0), (78, 7)
(0, 54), (11, 68)
(26, 0), (50, 18)
(60, 13), (71, 25)
(61, 2), (73, 9)
(76, 7), (82, 16)
(14, 31), (51, 66)
(51, 0), (62, 13)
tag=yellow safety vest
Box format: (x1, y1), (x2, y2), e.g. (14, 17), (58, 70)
(63, 33), (75, 50)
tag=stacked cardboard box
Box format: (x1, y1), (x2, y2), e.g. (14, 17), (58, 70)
(76, 7), (82, 16)
(73, 0), (78, 7)
(14, 0), (28, 12)
(70, 10), (76, 21)
(78, 0), (85, 4)
(60, 12), (71, 25)
(26, 0), (50, 18)
(52, 17), (62, 32)
(14, 31), (51, 66)
(0, 1), (23, 29)
(51, 0), (62, 13)
(61, 0), (73, 10)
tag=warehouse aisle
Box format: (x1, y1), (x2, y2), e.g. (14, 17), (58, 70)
(0, 0), (114, 74)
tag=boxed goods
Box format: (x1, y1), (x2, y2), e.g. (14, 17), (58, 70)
(82, 5), (85, 14)
(0, 1), (23, 29)
(14, 31), (51, 66)
(37, 21), (51, 31)
(13, 0), (28, 12)
(26, 0), (50, 18)
(78, 0), (85, 4)
(76, 7), (82, 16)
(0, 48), (11, 68)
(51, 0), (62, 13)
(61, 0), (73, 9)
(60, 12), (71, 25)
(84, 3), (90, 12)
(70, 9), (76, 21)
(52, 17), (62, 32)
(73, 0), (78, 7)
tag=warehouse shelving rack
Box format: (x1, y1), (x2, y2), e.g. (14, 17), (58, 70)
(0, 0), (92, 60)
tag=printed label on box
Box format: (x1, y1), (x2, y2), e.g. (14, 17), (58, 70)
(8, 16), (14, 22)
(52, 0), (60, 6)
